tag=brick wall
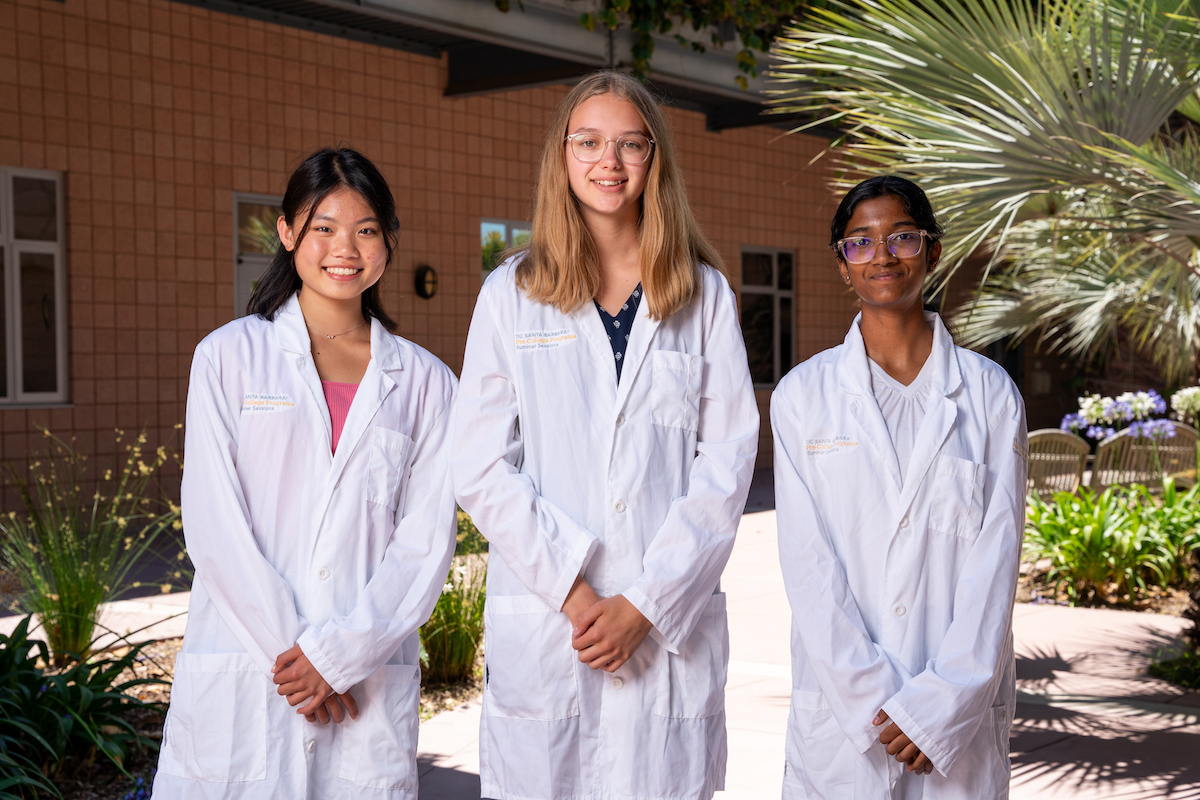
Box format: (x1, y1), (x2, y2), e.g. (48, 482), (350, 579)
(0, 0), (854, 500)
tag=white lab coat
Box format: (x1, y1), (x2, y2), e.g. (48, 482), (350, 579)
(772, 313), (1027, 800)
(154, 294), (457, 800)
(452, 261), (759, 800)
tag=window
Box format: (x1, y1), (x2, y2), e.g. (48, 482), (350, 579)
(234, 194), (283, 316)
(0, 168), (67, 405)
(739, 247), (795, 387)
(481, 219), (531, 282)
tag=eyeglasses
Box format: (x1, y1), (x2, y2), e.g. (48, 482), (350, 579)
(565, 133), (655, 165)
(833, 230), (933, 263)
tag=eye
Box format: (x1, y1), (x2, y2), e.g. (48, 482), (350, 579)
(847, 237), (872, 247)
(620, 139), (643, 151)
(314, 226), (332, 233)
(893, 232), (919, 242)
(577, 137), (600, 149)
(359, 227), (377, 235)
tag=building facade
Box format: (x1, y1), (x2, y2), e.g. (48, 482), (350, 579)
(1, 0), (860, 498)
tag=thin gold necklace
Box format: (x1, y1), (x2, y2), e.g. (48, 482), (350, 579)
(306, 319), (368, 356)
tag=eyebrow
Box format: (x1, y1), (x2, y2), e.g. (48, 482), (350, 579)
(846, 220), (918, 235)
(313, 213), (379, 225)
(571, 126), (647, 136)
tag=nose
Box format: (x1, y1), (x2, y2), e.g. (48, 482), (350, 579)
(331, 226), (360, 257)
(869, 237), (896, 266)
(597, 140), (622, 169)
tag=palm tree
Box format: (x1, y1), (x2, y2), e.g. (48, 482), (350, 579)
(768, 0), (1200, 380)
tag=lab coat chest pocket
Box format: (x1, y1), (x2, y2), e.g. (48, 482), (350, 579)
(655, 593), (728, 718)
(649, 350), (703, 432)
(158, 653), (267, 782)
(927, 454), (985, 540)
(367, 428), (413, 514)
(483, 594), (579, 720)
(338, 664), (421, 790)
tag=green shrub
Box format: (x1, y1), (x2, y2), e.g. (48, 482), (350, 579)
(1024, 486), (1175, 604)
(1148, 650), (1200, 690)
(0, 616), (166, 797)
(0, 428), (182, 664)
(1126, 479), (1200, 587)
(420, 511), (487, 685)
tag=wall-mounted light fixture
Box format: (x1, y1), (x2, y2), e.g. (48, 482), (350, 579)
(414, 265), (438, 299)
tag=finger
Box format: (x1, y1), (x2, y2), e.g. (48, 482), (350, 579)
(896, 743), (920, 764)
(340, 691), (360, 721)
(878, 723), (902, 744)
(277, 679), (310, 698)
(314, 703), (330, 725)
(601, 655), (628, 673)
(304, 713), (318, 724)
(327, 697), (345, 724)
(575, 600), (606, 634)
(924, 761), (934, 775)
(297, 689), (329, 717)
(273, 644), (302, 675)
(909, 752), (928, 773)
(872, 710), (889, 726)
(885, 732), (911, 755)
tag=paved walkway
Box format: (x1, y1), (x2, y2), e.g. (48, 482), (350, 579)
(417, 509), (1200, 799)
(3, 507), (1196, 798)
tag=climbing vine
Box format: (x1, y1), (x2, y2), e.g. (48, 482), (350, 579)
(492, 0), (803, 89)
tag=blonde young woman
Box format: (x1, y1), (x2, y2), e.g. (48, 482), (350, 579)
(452, 71), (759, 800)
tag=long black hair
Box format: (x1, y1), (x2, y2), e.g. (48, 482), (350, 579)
(248, 148), (400, 332)
(829, 175), (944, 256)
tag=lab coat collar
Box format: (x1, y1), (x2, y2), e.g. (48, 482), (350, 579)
(836, 311), (961, 399)
(273, 293), (405, 372)
(836, 311), (962, 495)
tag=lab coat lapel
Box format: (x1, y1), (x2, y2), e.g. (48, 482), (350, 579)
(570, 302), (621, 390)
(328, 319), (401, 486)
(615, 291), (661, 412)
(897, 314), (963, 513)
(839, 318), (903, 492)
(275, 295), (333, 465)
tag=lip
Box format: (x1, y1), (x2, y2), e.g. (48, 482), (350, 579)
(590, 177), (627, 192)
(322, 265), (364, 281)
(869, 271), (903, 281)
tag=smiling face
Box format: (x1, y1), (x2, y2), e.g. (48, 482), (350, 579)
(837, 194), (941, 314)
(564, 92), (652, 228)
(277, 187), (389, 308)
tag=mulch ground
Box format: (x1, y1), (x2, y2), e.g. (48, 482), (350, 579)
(1017, 560), (1194, 616)
(54, 639), (482, 800)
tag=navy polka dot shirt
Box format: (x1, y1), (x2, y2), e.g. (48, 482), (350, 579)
(594, 284), (642, 382)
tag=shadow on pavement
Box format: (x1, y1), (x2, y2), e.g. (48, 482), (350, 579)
(418, 757), (481, 800)
(745, 467), (775, 513)
(1012, 702), (1200, 799)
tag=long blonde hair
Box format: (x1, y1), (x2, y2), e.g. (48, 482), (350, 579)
(514, 71), (724, 320)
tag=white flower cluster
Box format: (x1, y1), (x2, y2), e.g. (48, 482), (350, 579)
(1170, 386), (1200, 424)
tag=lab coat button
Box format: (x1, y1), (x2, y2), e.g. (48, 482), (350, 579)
(899, 516), (909, 528)
(894, 605), (906, 617)
(616, 413), (625, 426)
(611, 677), (624, 689)
(614, 500), (626, 513)
(318, 567), (330, 581)
(296, 357), (305, 368)
(306, 740), (315, 753)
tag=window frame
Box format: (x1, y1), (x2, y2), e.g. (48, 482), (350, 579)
(233, 192), (284, 317)
(739, 246), (796, 389)
(0, 166), (69, 407)
(481, 217), (532, 282)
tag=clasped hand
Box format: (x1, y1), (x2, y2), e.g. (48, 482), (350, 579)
(562, 577), (652, 673)
(874, 710), (935, 775)
(273, 644), (360, 725)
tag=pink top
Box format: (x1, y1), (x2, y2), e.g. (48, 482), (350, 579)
(321, 381), (358, 454)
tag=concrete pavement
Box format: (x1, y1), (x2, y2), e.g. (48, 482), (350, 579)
(416, 507), (1200, 799)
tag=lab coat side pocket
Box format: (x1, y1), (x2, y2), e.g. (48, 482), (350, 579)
(654, 592), (728, 719)
(158, 653), (268, 782)
(649, 350), (703, 432)
(367, 428), (414, 513)
(337, 664), (421, 791)
(927, 455), (985, 540)
(483, 594), (579, 720)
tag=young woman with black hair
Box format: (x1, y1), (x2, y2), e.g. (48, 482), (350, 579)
(154, 148), (457, 799)
(772, 175), (1027, 799)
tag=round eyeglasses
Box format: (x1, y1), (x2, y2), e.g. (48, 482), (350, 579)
(833, 230), (932, 264)
(565, 133), (655, 165)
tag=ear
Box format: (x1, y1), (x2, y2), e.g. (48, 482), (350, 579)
(927, 240), (942, 272)
(838, 263), (851, 285)
(277, 215), (295, 252)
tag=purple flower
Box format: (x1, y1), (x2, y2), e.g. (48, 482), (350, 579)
(1147, 390), (1167, 414)
(1086, 425), (1116, 441)
(1061, 412), (1085, 432)
(1139, 418), (1176, 439)
(1112, 401), (1134, 421)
